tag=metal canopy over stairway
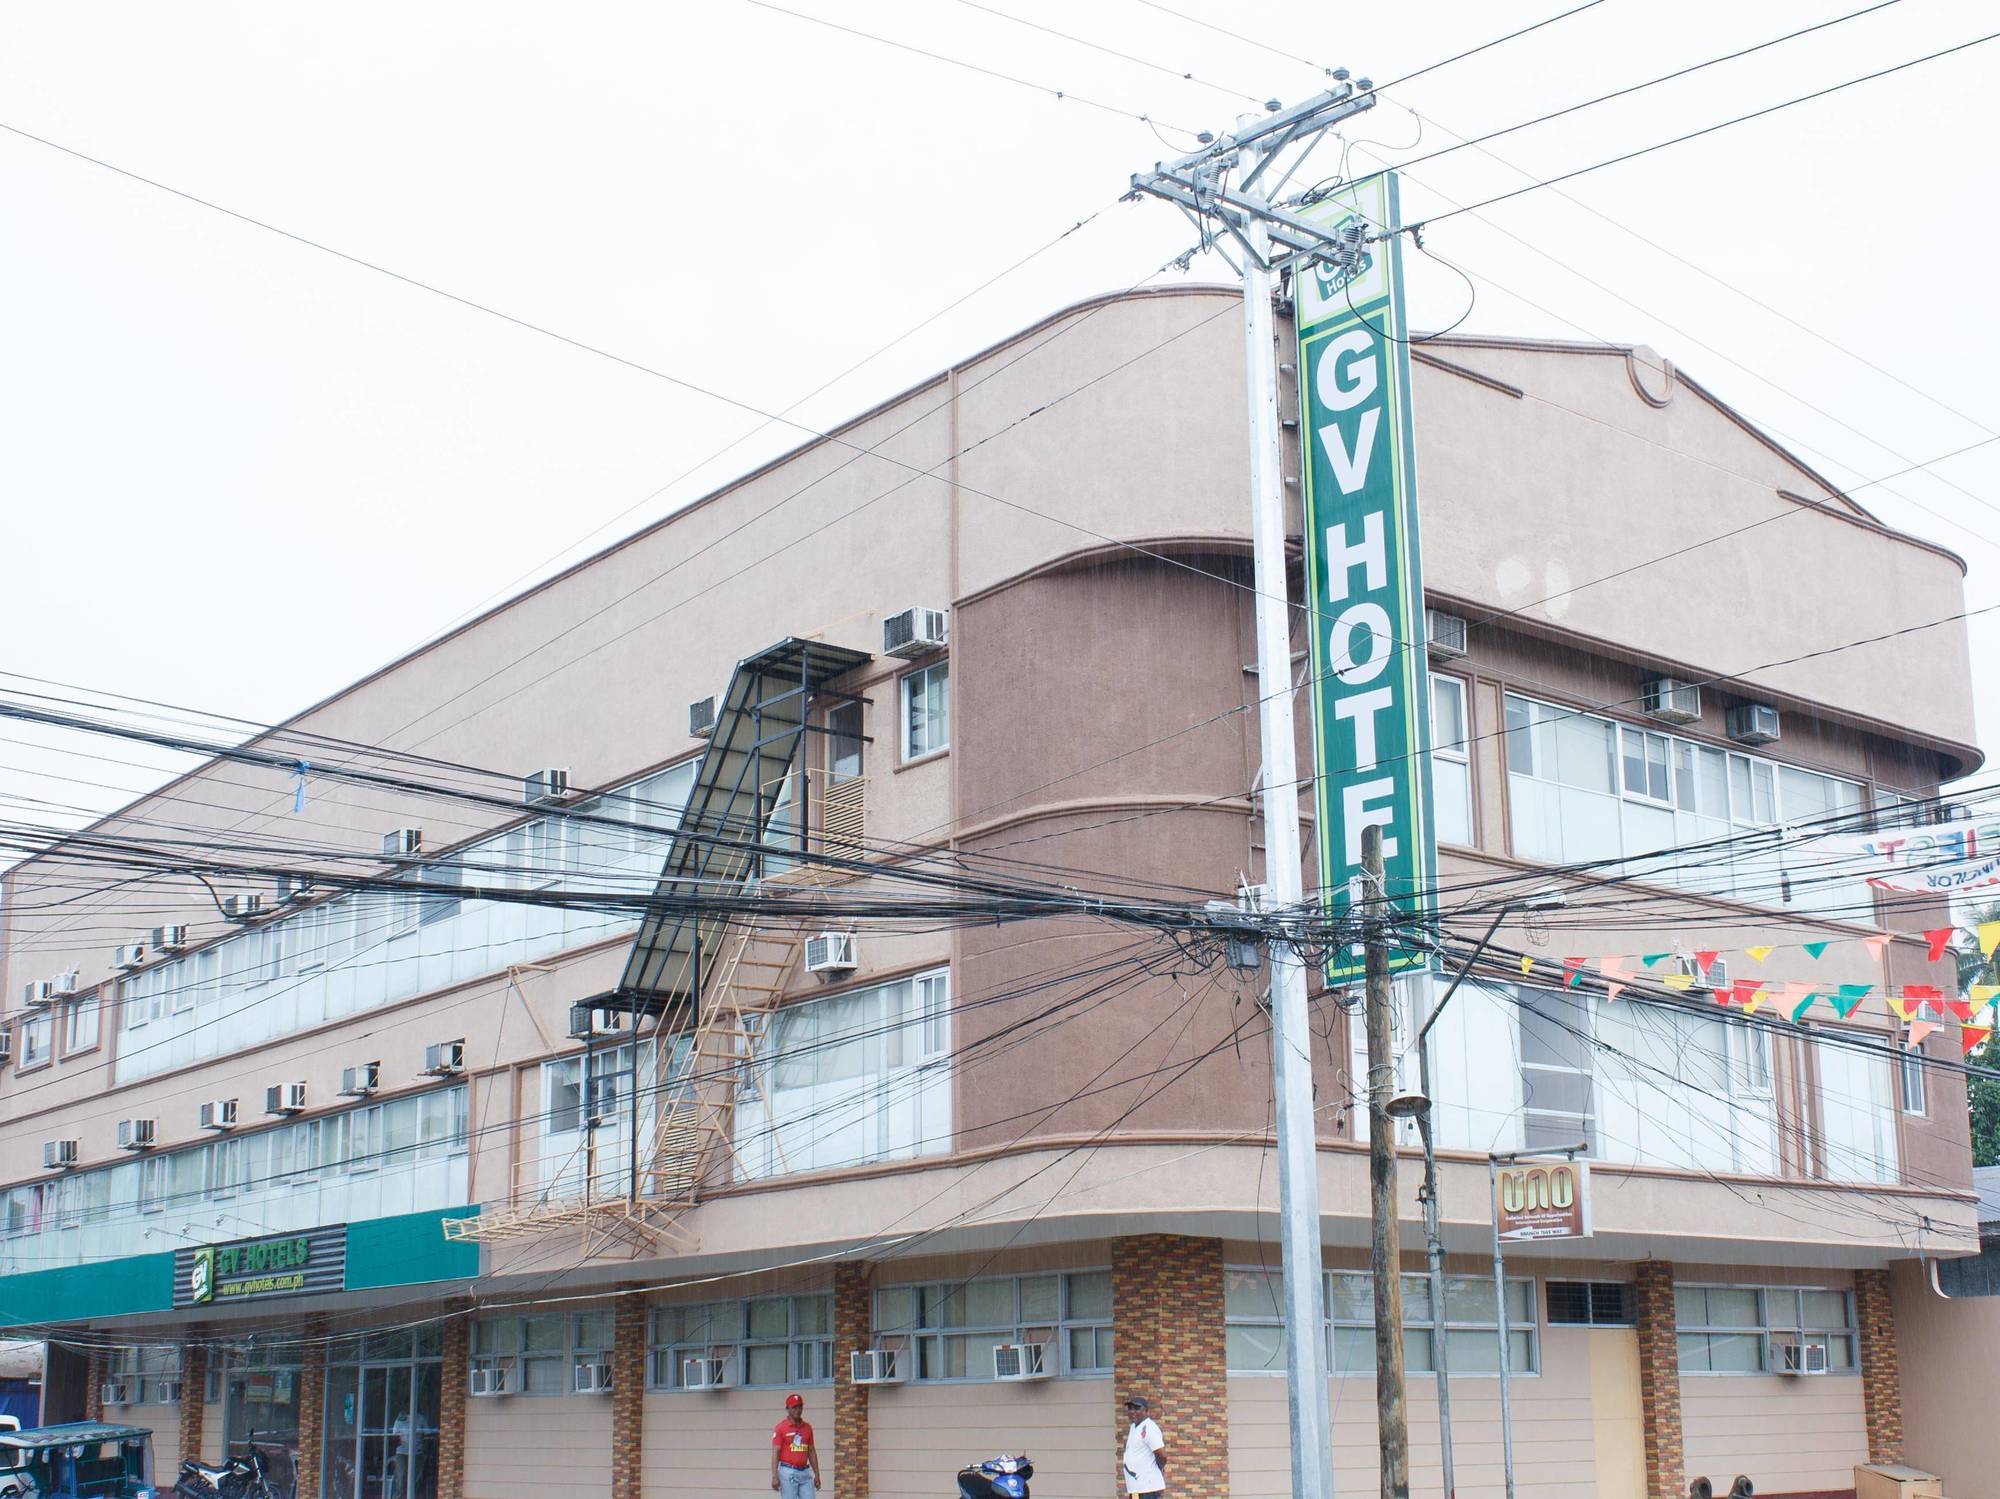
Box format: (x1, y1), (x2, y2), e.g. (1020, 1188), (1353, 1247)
(612, 636), (870, 1020)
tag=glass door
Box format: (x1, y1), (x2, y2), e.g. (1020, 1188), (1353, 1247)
(322, 1336), (440, 1499)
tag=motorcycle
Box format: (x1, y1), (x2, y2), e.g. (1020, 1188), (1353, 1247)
(955, 1455), (1032, 1499)
(174, 1435), (278, 1499)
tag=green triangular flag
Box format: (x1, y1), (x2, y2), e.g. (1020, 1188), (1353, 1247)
(1791, 992), (1821, 1023)
(1831, 984), (1871, 1019)
(1639, 953), (1669, 969)
(1803, 941), (1831, 960)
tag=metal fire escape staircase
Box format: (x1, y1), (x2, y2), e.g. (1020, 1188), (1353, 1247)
(445, 638), (870, 1249)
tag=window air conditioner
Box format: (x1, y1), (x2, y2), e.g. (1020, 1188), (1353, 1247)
(113, 943), (149, 972)
(849, 1348), (903, 1385)
(200, 1098), (238, 1132)
(156, 1378), (183, 1403)
(43, 1140), (79, 1170)
(425, 1039), (466, 1076)
(382, 828), (424, 859)
(1726, 703), (1782, 746)
(804, 932), (857, 978)
(523, 768), (575, 806)
(1677, 955), (1729, 992)
(340, 1062), (381, 1098)
(884, 607), (949, 660)
(46, 970), (80, 999)
(99, 1382), (131, 1407)
(688, 696), (718, 738)
(573, 1361), (613, 1395)
(152, 925), (190, 953)
(1778, 1341), (1829, 1376)
(265, 1082), (307, 1116)
(22, 981), (54, 1009)
(1640, 677), (1702, 725)
(682, 1356), (732, 1391)
(116, 1119), (158, 1152)
(0, 1031), (11, 1066)
(468, 1360), (514, 1398)
(992, 1342), (1052, 1382)
(1424, 608), (1469, 659)
(274, 874), (313, 904)
(222, 894), (264, 921)
(568, 1002), (627, 1041)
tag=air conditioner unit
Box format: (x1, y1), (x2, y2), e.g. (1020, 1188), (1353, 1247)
(1778, 1341), (1829, 1376)
(1640, 677), (1702, 725)
(468, 1360), (515, 1398)
(113, 943), (149, 972)
(1425, 608), (1469, 659)
(382, 828), (424, 859)
(0, 1032), (12, 1066)
(116, 1119), (157, 1152)
(424, 1039), (466, 1076)
(567, 1002), (627, 1041)
(42, 1140), (79, 1170)
(1726, 703), (1782, 746)
(156, 1379), (183, 1403)
(22, 981), (54, 1009)
(99, 1382), (131, 1407)
(340, 1062), (381, 1098)
(523, 768), (575, 806)
(573, 1361), (613, 1395)
(222, 895), (264, 921)
(849, 1348), (903, 1386)
(1677, 955), (1729, 992)
(199, 1098), (238, 1132)
(884, 607), (949, 659)
(274, 874), (313, 904)
(152, 925), (190, 953)
(265, 1082), (307, 1116)
(688, 696), (718, 738)
(682, 1356), (732, 1391)
(993, 1342), (1052, 1382)
(805, 932), (857, 978)
(40, 970), (81, 1000)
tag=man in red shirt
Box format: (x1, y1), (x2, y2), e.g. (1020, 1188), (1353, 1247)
(771, 1392), (822, 1499)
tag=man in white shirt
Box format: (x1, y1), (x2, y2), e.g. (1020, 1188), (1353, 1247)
(1121, 1396), (1167, 1497)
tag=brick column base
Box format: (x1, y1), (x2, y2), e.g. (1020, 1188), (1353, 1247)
(84, 1351), (104, 1423)
(179, 1339), (208, 1464)
(292, 1317), (328, 1499)
(437, 1305), (469, 1499)
(1634, 1260), (1684, 1499)
(611, 1292), (646, 1499)
(1856, 1268), (1903, 1463)
(1111, 1235), (1228, 1499)
(833, 1263), (872, 1499)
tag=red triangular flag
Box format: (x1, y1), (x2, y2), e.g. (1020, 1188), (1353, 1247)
(1694, 949), (1720, 976)
(1563, 957), (1587, 988)
(1963, 1025), (1994, 1057)
(1924, 928), (1955, 963)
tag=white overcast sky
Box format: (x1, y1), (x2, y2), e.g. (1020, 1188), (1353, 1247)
(2, 0), (1996, 830)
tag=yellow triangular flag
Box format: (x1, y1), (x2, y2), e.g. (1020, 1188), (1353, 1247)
(1980, 920), (2000, 959)
(1519, 955), (1534, 976)
(1746, 945), (1774, 964)
(1662, 973), (1694, 992)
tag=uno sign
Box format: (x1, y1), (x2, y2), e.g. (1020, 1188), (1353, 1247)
(1495, 1159), (1592, 1242)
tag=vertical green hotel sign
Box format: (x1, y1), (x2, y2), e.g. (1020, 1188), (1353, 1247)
(1296, 171), (1436, 980)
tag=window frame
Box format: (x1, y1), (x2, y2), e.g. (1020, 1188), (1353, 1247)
(1226, 1265), (1540, 1378)
(871, 1271), (1113, 1382)
(899, 661), (950, 764)
(62, 995), (101, 1057)
(1429, 673), (1474, 848)
(1897, 1034), (1927, 1116)
(17, 1011), (53, 1071)
(1675, 1282), (1858, 1375)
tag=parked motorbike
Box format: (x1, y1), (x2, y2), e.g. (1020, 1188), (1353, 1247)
(175, 1434), (277, 1499)
(955, 1454), (1032, 1499)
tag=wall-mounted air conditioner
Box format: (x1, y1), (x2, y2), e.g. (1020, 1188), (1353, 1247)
(265, 1082), (307, 1116)
(884, 607), (948, 659)
(340, 1062), (381, 1098)
(49, 970), (79, 999)
(199, 1098), (238, 1132)
(468, 1359), (515, 1398)
(116, 1119), (157, 1152)
(993, 1342), (1052, 1382)
(382, 828), (424, 859)
(682, 1356), (732, 1391)
(156, 1378), (183, 1403)
(22, 981), (54, 1009)
(1726, 703), (1781, 746)
(805, 932), (857, 978)
(524, 768), (575, 806)
(688, 696), (718, 738)
(424, 1039), (466, 1076)
(223, 895), (265, 921)
(849, 1348), (903, 1386)
(274, 874), (313, 904)
(152, 925), (190, 953)
(99, 1382), (131, 1407)
(1640, 677), (1702, 725)
(1425, 609), (1469, 659)
(1778, 1341), (1829, 1376)
(568, 1002), (627, 1041)
(573, 1361), (613, 1395)
(1676, 955), (1729, 992)
(0, 1032), (12, 1066)
(113, 943), (149, 972)
(43, 1140), (79, 1170)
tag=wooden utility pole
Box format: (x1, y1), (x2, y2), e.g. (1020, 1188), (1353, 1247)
(1363, 822), (1410, 1499)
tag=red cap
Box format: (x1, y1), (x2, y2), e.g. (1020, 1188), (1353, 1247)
(785, 1392), (804, 1408)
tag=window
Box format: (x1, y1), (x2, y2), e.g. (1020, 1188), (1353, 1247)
(19, 1012), (51, 1068)
(1676, 1284), (1855, 1374)
(137, 1156), (168, 1215)
(1898, 1034), (1927, 1116)
(1814, 1036), (1900, 1184)
(648, 1297), (835, 1390)
(1546, 1281), (1634, 1326)
(1430, 675), (1472, 846)
(572, 1310), (614, 1389)
(649, 1302), (741, 1390)
(873, 1272), (1112, 1381)
(473, 1314), (568, 1395)
(1517, 989), (1596, 1155)
(63, 996), (99, 1054)
(902, 662), (949, 760)
(1227, 1266), (1537, 1375)
(828, 701), (864, 782)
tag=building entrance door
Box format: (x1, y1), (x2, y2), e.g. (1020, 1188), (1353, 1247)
(321, 1335), (441, 1499)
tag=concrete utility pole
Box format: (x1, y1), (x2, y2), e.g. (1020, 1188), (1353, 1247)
(1363, 823), (1409, 1499)
(1129, 78), (1376, 1499)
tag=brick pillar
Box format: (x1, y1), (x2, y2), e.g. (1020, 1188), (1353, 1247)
(610, 1291), (647, 1499)
(1634, 1260), (1684, 1499)
(1855, 1268), (1903, 1463)
(292, 1317), (328, 1499)
(1111, 1235), (1228, 1499)
(179, 1339), (208, 1464)
(833, 1263), (872, 1499)
(437, 1307), (469, 1499)
(84, 1350), (104, 1422)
